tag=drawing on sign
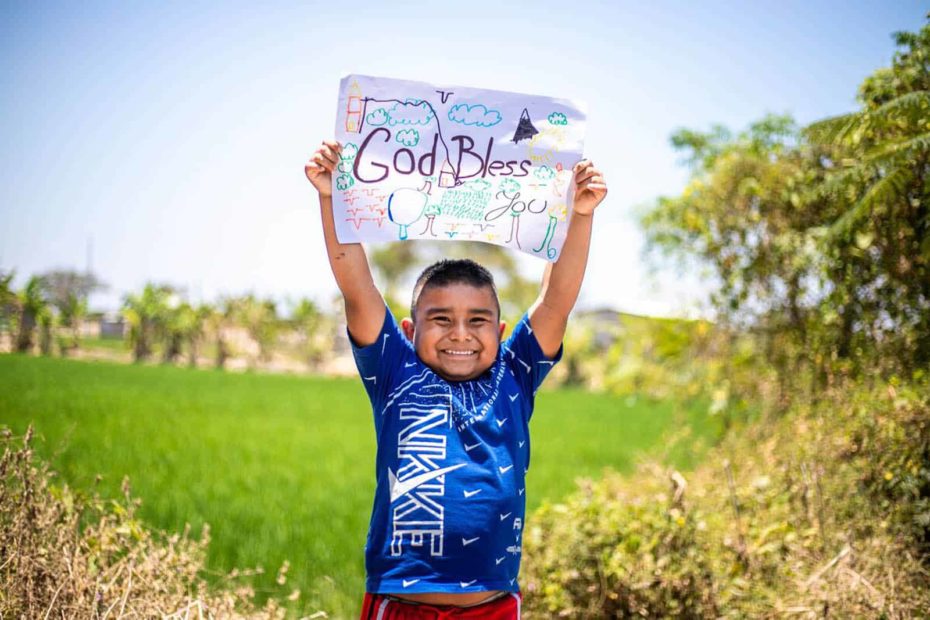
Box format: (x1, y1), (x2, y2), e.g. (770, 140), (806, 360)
(333, 75), (587, 261)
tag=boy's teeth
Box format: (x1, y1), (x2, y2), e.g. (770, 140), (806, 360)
(444, 350), (475, 355)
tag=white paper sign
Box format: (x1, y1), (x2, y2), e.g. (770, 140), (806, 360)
(332, 74), (587, 261)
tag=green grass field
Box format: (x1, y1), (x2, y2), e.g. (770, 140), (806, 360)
(0, 354), (719, 618)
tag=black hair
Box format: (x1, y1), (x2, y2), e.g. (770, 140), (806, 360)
(410, 259), (500, 319)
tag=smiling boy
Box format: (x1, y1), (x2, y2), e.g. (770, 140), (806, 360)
(305, 140), (606, 619)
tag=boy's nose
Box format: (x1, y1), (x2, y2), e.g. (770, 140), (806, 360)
(450, 321), (472, 340)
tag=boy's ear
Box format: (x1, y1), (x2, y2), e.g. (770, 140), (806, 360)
(400, 317), (415, 342)
(498, 320), (507, 341)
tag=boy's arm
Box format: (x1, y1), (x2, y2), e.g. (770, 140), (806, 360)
(305, 140), (385, 347)
(529, 160), (608, 358)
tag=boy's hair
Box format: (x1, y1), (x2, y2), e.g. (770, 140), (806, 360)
(410, 259), (500, 320)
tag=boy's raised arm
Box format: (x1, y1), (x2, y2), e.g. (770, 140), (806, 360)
(305, 140), (385, 347)
(529, 160), (608, 358)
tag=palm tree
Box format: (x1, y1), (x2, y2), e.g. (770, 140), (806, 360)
(291, 298), (327, 370)
(804, 23), (930, 366)
(15, 277), (48, 353)
(122, 284), (172, 363)
(229, 294), (279, 368)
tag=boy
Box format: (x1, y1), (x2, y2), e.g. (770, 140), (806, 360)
(305, 140), (607, 619)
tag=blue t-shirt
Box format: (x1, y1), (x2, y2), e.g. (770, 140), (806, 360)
(350, 306), (562, 594)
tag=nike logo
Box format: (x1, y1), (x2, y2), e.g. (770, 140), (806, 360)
(462, 536), (480, 546)
(402, 579), (419, 588)
(389, 464), (466, 502)
(518, 441), (525, 448)
(518, 487), (525, 495)
(517, 359), (531, 373)
(510, 578), (516, 586)
(463, 442), (480, 452)
(538, 360), (555, 366)
(463, 489), (481, 498)
(496, 418), (506, 427)
(404, 362), (416, 368)
(496, 557), (505, 565)
(509, 393), (519, 402)
(363, 375), (377, 384)
(460, 580), (476, 588)
(381, 333), (389, 355)
(526, 324), (533, 334)
(500, 512), (512, 520)
(499, 464), (513, 474)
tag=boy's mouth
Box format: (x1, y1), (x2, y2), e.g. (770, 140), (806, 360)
(440, 349), (478, 357)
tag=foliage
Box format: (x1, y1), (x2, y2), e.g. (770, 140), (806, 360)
(522, 376), (930, 618)
(121, 284), (174, 363)
(228, 294), (279, 367)
(0, 425), (303, 619)
(14, 276), (50, 353)
(642, 19), (930, 383)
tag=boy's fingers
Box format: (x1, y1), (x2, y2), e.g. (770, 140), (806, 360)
(319, 145), (339, 166)
(572, 159), (590, 173)
(312, 152), (336, 172)
(575, 168), (601, 185)
(323, 139), (342, 154)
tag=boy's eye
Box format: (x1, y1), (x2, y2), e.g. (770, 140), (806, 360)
(470, 317), (488, 325)
(433, 316), (451, 325)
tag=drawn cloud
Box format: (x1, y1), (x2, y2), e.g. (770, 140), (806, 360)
(448, 103), (502, 128)
(498, 178), (520, 194)
(387, 100), (434, 126)
(395, 129), (420, 147)
(336, 174), (354, 190)
(464, 179), (492, 192)
(366, 108), (389, 126)
(548, 112), (568, 125)
(341, 143), (359, 160)
(534, 165), (556, 180)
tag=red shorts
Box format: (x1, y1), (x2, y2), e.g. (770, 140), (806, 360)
(360, 591), (522, 619)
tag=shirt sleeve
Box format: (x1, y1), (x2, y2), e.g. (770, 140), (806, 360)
(502, 313), (563, 399)
(348, 305), (416, 410)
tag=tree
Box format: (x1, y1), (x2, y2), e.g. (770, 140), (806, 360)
(291, 298), (327, 369)
(804, 19), (930, 369)
(229, 294), (278, 368)
(38, 270), (104, 354)
(122, 284), (172, 363)
(15, 277), (50, 354)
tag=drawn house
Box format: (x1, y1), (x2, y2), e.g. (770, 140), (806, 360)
(345, 81), (363, 133)
(438, 159), (457, 188)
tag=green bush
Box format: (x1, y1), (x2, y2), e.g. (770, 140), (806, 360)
(521, 375), (930, 618)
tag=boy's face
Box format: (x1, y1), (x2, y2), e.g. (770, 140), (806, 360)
(401, 282), (506, 382)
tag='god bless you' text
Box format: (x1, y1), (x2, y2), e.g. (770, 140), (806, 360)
(353, 128), (532, 184)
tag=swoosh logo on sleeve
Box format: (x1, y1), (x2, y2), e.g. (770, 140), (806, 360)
(518, 441), (525, 448)
(498, 464), (513, 474)
(363, 375), (377, 384)
(538, 360), (555, 366)
(463, 489), (481, 498)
(462, 536), (480, 546)
(381, 333), (389, 356)
(463, 442), (480, 452)
(496, 418), (507, 427)
(508, 393), (519, 402)
(389, 464), (466, 502)
(500, 512), (512, 520)
(460, 580), (477, 588)
(496, 557), (505, 565)
(518, 487), (525, 495)
(404, 362), (416, 368)
(402, 578), (420, 588)
(516, 359), (531, 373)
(510, 578), (516, 586)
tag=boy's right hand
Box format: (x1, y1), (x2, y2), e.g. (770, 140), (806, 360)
(304, 140), (342, 198)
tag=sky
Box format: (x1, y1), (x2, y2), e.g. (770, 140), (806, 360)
(1, 1), (927, 318)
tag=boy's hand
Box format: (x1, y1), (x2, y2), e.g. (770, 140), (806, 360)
(572, 160), (608, 216)
(304, 140), (342, 198)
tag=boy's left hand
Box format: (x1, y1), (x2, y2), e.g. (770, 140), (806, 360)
(572, 160), (608, 216)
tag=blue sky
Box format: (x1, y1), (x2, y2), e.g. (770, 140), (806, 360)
(1, 1), (927, 317)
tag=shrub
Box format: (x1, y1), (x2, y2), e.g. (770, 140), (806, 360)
(0, 426), (309, 619)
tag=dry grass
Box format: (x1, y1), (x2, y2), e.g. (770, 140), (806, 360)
(0, 425), (323, 619)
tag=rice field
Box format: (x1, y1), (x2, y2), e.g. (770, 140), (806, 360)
(0, 354), (720, 618)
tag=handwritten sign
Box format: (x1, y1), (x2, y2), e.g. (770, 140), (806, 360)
(332, 74), (586, 261)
